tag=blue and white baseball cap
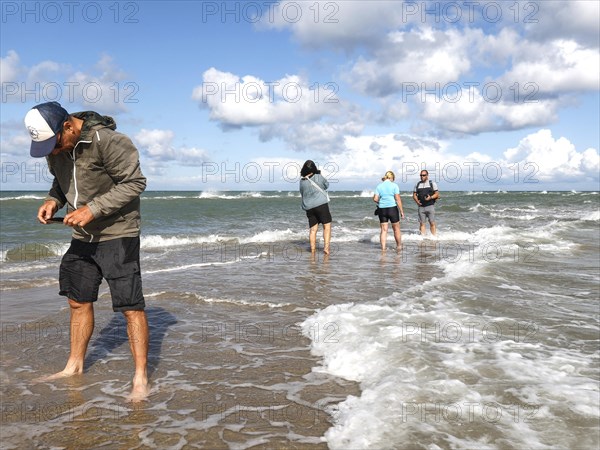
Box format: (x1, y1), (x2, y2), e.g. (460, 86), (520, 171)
(24, 102), (70, 157)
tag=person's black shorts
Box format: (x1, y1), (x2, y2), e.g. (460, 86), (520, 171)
(59, 237), (145, 312)
(378, 206), (400, 224)
(306, 203), (332, 228)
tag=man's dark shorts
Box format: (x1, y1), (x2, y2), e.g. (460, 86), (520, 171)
(306, 203), (332, 228)
(378, 206), (400, 224)
(59, 237), (145, 312)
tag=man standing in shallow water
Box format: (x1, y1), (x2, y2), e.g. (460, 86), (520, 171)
(24, 101), (149, 400)
(412, 170), (440, 236)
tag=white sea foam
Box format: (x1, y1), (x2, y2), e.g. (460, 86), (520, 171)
(142, 230), (305, 249)
(302, 292), (599, 449)
(142, 195), (189, 200)
(144, 290), (167, 297)
(192, 293), (292, 309)
(239, 191), (266, 198)
(491, 212), (539, 220)
(469, 203), (484, 212)
(498, 283), (525, 291)
(0, 277), (58, 291)
(581, 210), (600, 221)
(142, 229), (303, 250)
(537, 242), (578, 252)
(239, 228), (301, 244)
(197, 191), (241, 199)
(299, 214), (595, 447)
(0, 195), (45, 201)
(141, 234), (226, 249)
(196, 191), (278, 199)
(144, 259), (240, 274)
(331, 227), (371, 243)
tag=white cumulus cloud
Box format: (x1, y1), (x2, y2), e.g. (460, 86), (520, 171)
(498, 39), (600, 94)
(328, 130), (598, 190)
(0, 51), (134, 114)
(192, 67), (361, 153)
(134, 128), (210, 167)
(0, 50), (21, 84)
(347, 27), (477, 97)
(503, 129), (600, 182)
(260, 1), (404, 49)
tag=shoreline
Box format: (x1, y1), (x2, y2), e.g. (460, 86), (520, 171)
(0, 293), (361, 449)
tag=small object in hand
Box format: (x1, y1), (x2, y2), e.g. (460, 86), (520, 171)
(46, 217), (65, 223)
(374, 207), (380, 215)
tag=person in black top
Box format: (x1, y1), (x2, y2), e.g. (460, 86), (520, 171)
(412, 170), (439, 236)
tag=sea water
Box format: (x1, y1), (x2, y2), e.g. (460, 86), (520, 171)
(1, 190), (598, 449)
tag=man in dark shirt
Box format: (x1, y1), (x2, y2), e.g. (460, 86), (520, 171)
(412, 170), (439, 236)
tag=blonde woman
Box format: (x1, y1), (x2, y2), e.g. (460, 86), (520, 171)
(373, 171), (405, 251)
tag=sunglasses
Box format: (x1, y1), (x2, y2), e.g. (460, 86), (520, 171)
(53, 120), (69, 150)
(54, 130), (63, 149)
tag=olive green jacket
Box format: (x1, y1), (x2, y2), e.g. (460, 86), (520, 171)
(46, 111), (146, 242)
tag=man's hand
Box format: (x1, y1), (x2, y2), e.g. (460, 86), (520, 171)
(37, 200), (58, 224)
(64, 205), (94, 228)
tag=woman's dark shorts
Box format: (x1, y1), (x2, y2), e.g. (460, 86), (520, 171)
(306, 203), (332, 228)
(59, 237), (145, 312)
(378, 206), (400, 224)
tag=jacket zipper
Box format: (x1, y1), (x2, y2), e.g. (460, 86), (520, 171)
(71, 137), (95, 242)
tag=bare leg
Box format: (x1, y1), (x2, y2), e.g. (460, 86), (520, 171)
(36, 299), (94, 381)
(123, 310), (149, 401)
(379, 223), (389, 251)
(430, 222), (437, 236)
(309, 224), (318, 253)
(323, 222), (331, 254)
(419, 222), (426, 236)
(392, 222), (402, 249)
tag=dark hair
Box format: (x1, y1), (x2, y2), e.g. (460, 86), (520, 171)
(301, 160), (320, 177)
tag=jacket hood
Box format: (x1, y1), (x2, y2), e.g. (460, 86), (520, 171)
(72, 111), (117, 140)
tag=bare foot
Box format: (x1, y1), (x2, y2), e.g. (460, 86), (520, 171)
(128, 375), (149, 402)
(33, 368), (82, 383)
(323, 247), (330, 255)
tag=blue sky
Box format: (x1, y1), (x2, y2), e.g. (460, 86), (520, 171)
(1, 0), (599, 191)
